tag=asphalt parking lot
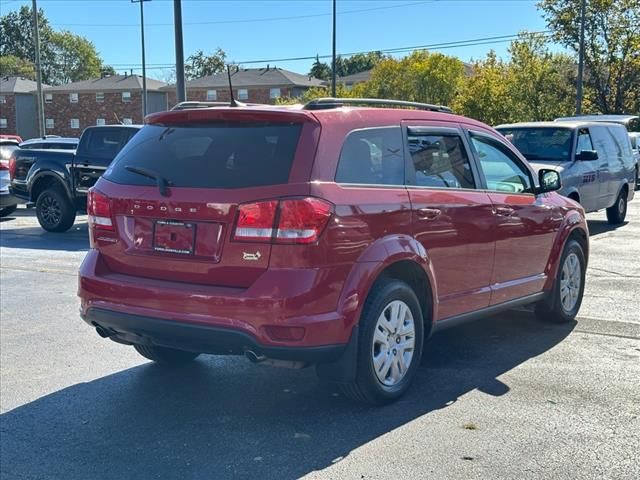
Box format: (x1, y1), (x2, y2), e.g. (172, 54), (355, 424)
(1, 202), (639, 480)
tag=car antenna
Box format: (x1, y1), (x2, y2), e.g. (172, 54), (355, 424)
(226, 65), (245, 107)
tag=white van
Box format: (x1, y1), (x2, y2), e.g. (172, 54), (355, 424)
(496, 121), (635, 224)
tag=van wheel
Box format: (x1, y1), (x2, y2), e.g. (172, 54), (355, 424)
(535, 239), (586, 323)
(36, 186), (76, 232)
(606, 189), (627, 224)
(339, 279), (424, 405)
(134, 344), (200, 364)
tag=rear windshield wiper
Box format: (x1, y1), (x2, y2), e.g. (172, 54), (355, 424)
(125, 165), (172, 197)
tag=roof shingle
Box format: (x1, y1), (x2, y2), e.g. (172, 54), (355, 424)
(43, 74), (166, 92)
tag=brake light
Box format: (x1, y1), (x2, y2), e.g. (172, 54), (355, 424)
(233, 200), (278, 242)
(8, 154), (16, 179)
(232, 198), (332, 244)
(87, 189), (114, 231)
(275, 198), (332, 244)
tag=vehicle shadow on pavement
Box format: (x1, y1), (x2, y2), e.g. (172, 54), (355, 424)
(0, 312), (574, 480)
(587, 219), (629, 236)
(0, 223), (89, 251)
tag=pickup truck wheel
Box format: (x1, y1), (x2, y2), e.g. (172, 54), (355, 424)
(36, 186), (76, 232)
(133, 344), (200, 364)
(339, 279), (424, 405)
(535, 239), (586, 323)
(606, 189), (627, 225)
(0, 205), (17, 217)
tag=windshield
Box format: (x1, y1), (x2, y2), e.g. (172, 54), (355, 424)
(104, 123), (302, 189)
(497, 127), (574, 162)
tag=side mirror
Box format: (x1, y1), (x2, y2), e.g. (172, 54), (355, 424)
(536, 169), (562, 194)
(576, 150), (598, 161)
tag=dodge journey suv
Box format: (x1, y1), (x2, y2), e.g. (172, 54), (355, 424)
(79, 98), (589, 404)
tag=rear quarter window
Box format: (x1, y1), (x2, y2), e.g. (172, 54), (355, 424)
(104, 123), (302, 189)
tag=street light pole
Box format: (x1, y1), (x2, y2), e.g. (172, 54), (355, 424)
(132, 0), (150, 118)
(576, 0), (586, 115)
(31, 0), (45, 137)
(331, 0), (337, 97)
(174, 0), (186, 103)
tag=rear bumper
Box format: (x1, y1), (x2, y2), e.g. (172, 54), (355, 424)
(78, 249), (355, 353)
(83, 307), (346, 362)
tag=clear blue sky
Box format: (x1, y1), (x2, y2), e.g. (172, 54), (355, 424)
(2, 0), (555, 81)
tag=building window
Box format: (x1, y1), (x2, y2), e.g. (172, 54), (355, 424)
(70, 93), (79, 103)
(0, 119), (7, 129)
(238, 89), (248, 100)
(206, 90), (217, 101)
(96, 118), (106, 126)
(96, 92), (105, 102)
(122, 91), (131, 102)
(269, 88), (281, 99)
(0, 95), (5, 104)
(45, 118), (54, 129)
(122, 118), (133, 125)
(70, 118), (80, 129)
(44, 93), (53, 103)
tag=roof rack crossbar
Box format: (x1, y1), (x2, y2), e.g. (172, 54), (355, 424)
(303, 97), (453, 113)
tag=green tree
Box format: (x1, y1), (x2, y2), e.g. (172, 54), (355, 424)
(309, 55), (331, 80)
(453, 51), (515, 125)
(49, 30), (103, 84)
(506, 33), (576, 121)
(184, 48), (227, 79)
(0, 55), (36, 79)
(340, 51), (386, 76)
(539, 0), (640, 113)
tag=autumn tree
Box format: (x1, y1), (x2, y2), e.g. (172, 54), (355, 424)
(184, 49), (227, 79)
(0, 55), (36, 79)
(539, 0), (640, 113)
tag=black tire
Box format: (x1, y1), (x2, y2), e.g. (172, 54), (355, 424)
(535, 239), (586, 323)
(133, 344), (200, 364)
(606, 188), (627, 225)
(0, 204), (17, 217)
(35, 186), (76, 232)
(339, 278), (424, 405)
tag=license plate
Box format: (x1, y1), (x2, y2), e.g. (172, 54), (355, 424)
(153, 220), (196, 255)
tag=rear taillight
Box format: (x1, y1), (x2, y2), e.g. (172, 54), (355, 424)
(233, 197), (333, 245)
(8, 154), (16, 179)
(87, 189), (114, 231)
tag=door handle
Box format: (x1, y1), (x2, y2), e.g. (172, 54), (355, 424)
(495, 206), (515, 217)
(417, 207), (441, 219)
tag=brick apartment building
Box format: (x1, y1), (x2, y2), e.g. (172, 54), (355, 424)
(164, 66), (324, 108)
(0, 76), (44, 140)
(42, 74), (167, 137)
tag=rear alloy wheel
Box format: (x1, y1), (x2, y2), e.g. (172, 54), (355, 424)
(536, 239), (586, 323)
(339, 279), (424, 405)
(606, 189), (627, 225)
(36, 186), (76, 232)
(0, 205), (17, 217)
(134, 344), (200, 365)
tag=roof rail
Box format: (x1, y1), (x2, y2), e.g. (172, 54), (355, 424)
(170, 101), (232, 111)
(303, 97), (453, 113)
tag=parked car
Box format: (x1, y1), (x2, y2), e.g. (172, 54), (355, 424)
(629, 132), (640, 189)
(0, 134), (23, 143)
(19, 137), (79, 150)
(0, 139), (20, 217)
(496, 121), (636, 224)
(78, 99), (589, 404)
(10, 125), (141, 232)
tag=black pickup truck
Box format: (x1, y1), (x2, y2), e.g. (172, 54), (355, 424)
(10, 125), (141, 232)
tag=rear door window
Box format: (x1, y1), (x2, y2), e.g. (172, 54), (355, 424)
(105, 123), (302, 189)
(335, 127), (404, 185)
(84, 128), (132, 160)
(407, 132), (475, 189)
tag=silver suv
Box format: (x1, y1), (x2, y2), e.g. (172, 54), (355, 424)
(496, 121), (635, 224)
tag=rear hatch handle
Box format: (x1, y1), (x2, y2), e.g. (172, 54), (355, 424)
(124, 165), (172, 197)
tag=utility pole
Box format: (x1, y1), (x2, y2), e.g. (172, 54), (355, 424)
(331, 0), (337, 97)
(174, 0), (186, 103)
(576, 0), (586, 115)
(32, 0), (45, 137)
(132, 0), (150, 117)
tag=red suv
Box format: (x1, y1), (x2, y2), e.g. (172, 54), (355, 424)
(79, 99), (589, 404)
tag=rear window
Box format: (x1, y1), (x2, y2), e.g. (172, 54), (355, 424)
(498, 127), (574, 162)
(0, 144), (18, 160)
(104, 123), (302, 189)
